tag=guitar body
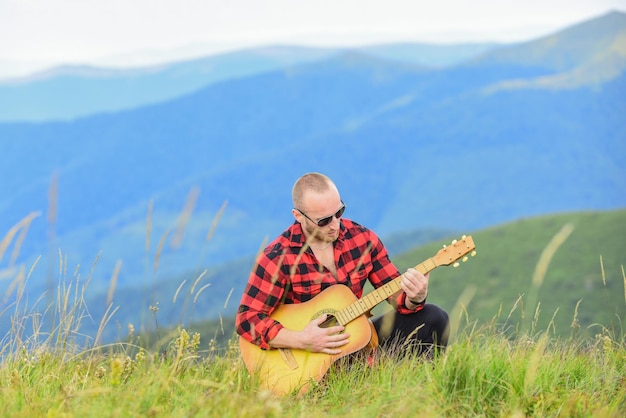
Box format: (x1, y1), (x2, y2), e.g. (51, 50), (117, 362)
(239, 284), (373, 396)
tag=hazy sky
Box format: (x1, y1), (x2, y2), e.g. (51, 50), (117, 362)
(1, 0), (625, 77)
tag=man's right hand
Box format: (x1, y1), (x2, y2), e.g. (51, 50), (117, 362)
(269, 314), (350, 354)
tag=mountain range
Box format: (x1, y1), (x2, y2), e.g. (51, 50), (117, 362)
(0, 11), (625, 340)
(0, 43), (498, 122)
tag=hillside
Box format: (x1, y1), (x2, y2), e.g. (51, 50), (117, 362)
(471, 10), (626, 89)
(0, 46), (338, 122)
(472, 10), (626, 72)
(0, 43), (497, 122)
(2, 63), (623, 288)
(391, 209), (626, 339)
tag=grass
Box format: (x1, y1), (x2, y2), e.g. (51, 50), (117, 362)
(1, 320), (624, 417)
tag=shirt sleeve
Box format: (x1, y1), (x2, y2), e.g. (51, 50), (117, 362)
(396, 291), (426, 314)
(235, 250), (288, 349)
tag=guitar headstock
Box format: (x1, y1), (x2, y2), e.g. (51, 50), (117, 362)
(433, 235), (476, 267)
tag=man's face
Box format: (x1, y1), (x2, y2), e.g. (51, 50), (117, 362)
(294, 188), (343, 243)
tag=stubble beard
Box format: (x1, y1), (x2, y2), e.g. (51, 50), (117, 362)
(304, 222), (339, 244)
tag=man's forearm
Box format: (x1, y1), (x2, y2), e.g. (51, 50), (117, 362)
(268, 327), (303, 350)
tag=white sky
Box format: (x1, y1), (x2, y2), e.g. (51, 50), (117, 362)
(1, 0), (626, 77)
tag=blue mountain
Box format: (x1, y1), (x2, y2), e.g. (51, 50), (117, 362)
(0, 43), (497, 122)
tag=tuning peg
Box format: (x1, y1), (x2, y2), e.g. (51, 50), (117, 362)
(442, 244), (447, 249)
(462, 235), (466, 239)
(453, 262), (460, 267)
(451, 239), (458, 244)
(462, 256), (468, 262)
(471, 251), (477, 257)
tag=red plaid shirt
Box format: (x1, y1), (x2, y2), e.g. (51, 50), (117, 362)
(236, 218), (423, 349)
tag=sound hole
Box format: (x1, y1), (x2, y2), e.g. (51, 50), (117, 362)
(319, 314), (338, 329)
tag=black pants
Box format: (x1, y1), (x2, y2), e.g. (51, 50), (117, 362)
(372, 303), (449, 358)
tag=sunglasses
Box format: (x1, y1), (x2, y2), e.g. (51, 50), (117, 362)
(296, 202), (346, 227)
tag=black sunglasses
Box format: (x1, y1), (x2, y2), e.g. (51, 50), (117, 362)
(296, 202), (346, 227)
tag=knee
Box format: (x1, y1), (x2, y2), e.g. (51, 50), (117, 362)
(425, 304), (449, 327)
(424, 304), (450, 342)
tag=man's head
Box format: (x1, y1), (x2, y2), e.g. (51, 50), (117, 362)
(291, 173), (344, 244)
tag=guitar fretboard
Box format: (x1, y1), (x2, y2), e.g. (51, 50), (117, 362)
(336, 257), (438, 326)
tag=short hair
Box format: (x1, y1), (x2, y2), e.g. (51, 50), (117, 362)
(292, 172), (334, 208)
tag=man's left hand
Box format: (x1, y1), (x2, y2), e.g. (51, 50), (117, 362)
(400, 268), (429, 304)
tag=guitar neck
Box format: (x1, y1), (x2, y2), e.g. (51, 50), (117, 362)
(337, 257), (438, 326)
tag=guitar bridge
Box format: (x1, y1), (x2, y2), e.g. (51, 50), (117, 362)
(279, 348), (299, 370)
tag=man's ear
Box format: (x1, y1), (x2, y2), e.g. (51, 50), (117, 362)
(291, 208), (302, 223)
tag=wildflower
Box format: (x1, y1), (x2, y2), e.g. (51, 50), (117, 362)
(10, 369), (20, 386)
(111, 357), (124, 385)
(135, 348), (146, 365)
(599, 334), (613, 354)
(191, 332), (200, 351)
(175, 329), (191, 356)
(123, 356), (134, 375)
(174, 329), (201, 355)
(94, 366), (106, 379)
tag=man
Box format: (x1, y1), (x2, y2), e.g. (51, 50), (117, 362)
(236, 172), (449, 359)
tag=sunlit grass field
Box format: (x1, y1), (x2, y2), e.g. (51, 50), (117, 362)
(1, 305), (624, 417)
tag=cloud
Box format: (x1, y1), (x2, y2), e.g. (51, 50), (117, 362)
(0, 0), (625, 76)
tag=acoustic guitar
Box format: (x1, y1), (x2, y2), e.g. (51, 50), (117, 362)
(239, 235), (476, 395)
